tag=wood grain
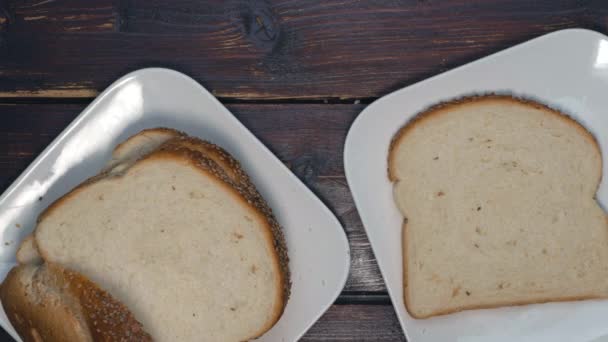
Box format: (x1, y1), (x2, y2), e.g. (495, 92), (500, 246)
(6, 0), (117, 32)
(0, 1), (606, 98)
(0, 102), (386, 292)
(301, 304), (404, 341)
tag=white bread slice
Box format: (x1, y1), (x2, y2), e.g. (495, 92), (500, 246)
(14, 128), (184, 265)
(16, 235), (42, 265)
(104, 127), (183, 172)
(16, 127), (277, 269)
(388, 95), (608, 318)
(0, 263), (150, 342)
(32, 137), (289, 341)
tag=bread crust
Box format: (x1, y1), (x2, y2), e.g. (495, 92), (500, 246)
(33, 130), (289, 340)
(390, 95), (606, 318)
(0, 263), (151, 342)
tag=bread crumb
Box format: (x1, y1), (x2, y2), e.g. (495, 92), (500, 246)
(433, 156), (439, 160)
(429, 273), (440, 282)
(15, 223), (21, 228)
(436, 191), (445, 197)
(465, 291), (471, 296)
(451, 286), (460, 297)
(171, 185), (176, 190)
(230, 307), (236, 311)
(477, 206), (481, 211)
(542, 248), (548, 255)
(98, 195), (104, 200)
(189, 191), (205, 199)
(250, 265), (257, 274)
(474, 243), (479, 248)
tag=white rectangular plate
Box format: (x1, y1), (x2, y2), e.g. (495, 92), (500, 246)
(0, 68), (350, 341)
(344, 28), (608, 342)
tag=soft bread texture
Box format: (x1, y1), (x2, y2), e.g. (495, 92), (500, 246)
(389, 95), (608, 318)
(15, 127), (290, 295)
(105, 127), (182, 172)
(16, 235), (42, 265)
(14, 128), (183, 265)
(29, 130), (289, 341)
(0, 263), (150, 342)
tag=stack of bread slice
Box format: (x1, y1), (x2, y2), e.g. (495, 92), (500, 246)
(2, 128), (290, 341)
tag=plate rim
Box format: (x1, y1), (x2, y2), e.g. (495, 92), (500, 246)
(344, 27), (608, 341)
(0, 67), (351, 341)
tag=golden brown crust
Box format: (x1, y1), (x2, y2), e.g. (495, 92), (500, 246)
(1, 264), (90, 342)
(401, 220), (409, 318)
(388, 94), (602, 182)
(33, 129), (290, 339)
(57, 264), (151, 341)
(111, 127), (185, 159)
(0, 263), (151, 342)
(406, 290), (603, 319)
(169, 137), (248, 185)
(392, 95), (605, 319)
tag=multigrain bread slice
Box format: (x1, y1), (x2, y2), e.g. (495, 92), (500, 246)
(31, 133), (289, 341)
(0, 263), (150, 342)
(388, 95), (608, 318)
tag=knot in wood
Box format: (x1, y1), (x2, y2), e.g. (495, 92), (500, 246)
(250, 7), (278, 44)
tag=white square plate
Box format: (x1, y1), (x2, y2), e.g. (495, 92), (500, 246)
(344, 28), (608, 342)
(0, 68), (350, 341)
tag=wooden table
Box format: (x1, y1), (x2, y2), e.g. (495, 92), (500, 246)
(0, 1), (606, 340)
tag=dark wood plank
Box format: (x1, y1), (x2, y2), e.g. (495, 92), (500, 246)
(0, 102), (386, 292)
(301, 304), (404, 341)
(6, 0), (116, 32)
(0, 1), (606, 98)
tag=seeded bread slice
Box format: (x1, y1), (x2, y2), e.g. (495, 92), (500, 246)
(389, 95), (608, 318)
(0, 263), (150, 342)
(31, 132), (289, 341)
(17, 128), (291, 282)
